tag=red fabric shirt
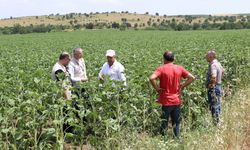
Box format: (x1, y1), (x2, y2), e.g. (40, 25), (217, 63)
(153, 63), (189, 106)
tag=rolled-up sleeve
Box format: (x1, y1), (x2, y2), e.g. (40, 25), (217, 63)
(118, 65), (127, 86)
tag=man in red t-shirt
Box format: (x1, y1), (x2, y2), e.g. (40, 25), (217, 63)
(149, 51), (195, 137)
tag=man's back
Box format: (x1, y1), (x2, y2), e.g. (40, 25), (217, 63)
(154, 63), (189, 105)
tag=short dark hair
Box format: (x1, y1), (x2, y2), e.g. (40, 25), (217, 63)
(163, 51), (174, 62)
(59, 52), (70, 60)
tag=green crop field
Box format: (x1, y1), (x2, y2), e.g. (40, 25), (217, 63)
(0, 30), (250, 149)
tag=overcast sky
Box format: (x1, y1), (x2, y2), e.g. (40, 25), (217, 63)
(0, 0), (249, 19)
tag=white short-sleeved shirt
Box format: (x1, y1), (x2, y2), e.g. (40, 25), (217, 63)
(98, 60), (127, 86)
(210, 59), (224, 84)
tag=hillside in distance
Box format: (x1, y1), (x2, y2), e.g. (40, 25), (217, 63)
(0, 11), (249, 28)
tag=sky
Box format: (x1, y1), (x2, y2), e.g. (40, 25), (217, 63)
(0, 0), (249, 19)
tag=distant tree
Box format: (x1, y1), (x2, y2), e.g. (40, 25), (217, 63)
(119, 23), (127, 31)
(126, 23), (132, 28)
(145, 12), (149, 15)
(112, 22), (120, 28)
(208, 14), (213, 21)
(155, 12), (159, 16)
(157, 18), (160, 22)
(202, 20), (211, 29)
(85, 23), (94, 29)
(184, 15), (192, 23)
(240, 18), (246, 22)
(170, 22), (177, 29)
(134, 23), (138, 29)
(176, 23), (191, 31)
(235, 22), (244, 29)
(147, 20), (151, 26)
(152, 22), (158, 27)
(245, 22), (250, 29)
(192, 23), (200, 30)
(121, 18), (127, 23)
(69, 13), (74, 18)
(74, 24), (82, 30)
(163, 14), (167, 18)
(12, 24), (22, 34)
(228, 16), (236, 23)
(2, 27), (11, 34)
(69, 20), (74, 26)
(36, 16), (39, 19)
(66, 14), (70, 20)
(10, 16), (13, 19)
(137, 18), (140, 21)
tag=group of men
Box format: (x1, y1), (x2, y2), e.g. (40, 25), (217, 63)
(51, 48), (224, 138)
(51, 48), (126, 100)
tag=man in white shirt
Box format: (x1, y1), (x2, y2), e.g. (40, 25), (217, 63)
(51, 52), (71, 100)
(68, 48), (88, 87)
(99, 49), (127, 86)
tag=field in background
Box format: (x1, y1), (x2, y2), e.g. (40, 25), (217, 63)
(0, 30), (249, 149)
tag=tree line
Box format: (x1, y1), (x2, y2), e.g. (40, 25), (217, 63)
(1, 13), (250, 34)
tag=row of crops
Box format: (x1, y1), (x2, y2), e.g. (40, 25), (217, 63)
(0, 30), (250, 149)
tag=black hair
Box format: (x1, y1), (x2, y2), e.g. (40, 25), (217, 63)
(163, 51), (174, 62)
(59, 52), (70, 60)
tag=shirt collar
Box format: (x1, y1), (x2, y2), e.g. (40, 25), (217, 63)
(210, 59), (217, 64)
(57, 62), (66, 72)
(109, 60), (117, 67)
(72, 57), (82, 64)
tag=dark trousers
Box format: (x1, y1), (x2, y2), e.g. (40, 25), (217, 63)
(160, 105), (181, 137)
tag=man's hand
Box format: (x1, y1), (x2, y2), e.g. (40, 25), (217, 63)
(156, 87), (165, 94)
(208, 83), (215, 89)
(99, 75), (104, 81)
(81, 77), (88, 82)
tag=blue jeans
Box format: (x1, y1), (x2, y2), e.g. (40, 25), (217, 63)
(207, 84), (222, 125)
(160, 105), (180, 137)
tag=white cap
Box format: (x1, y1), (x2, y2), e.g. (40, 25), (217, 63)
(106, 49), (116, 57)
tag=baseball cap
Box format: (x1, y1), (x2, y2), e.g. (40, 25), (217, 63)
(106, 49), (116, 57)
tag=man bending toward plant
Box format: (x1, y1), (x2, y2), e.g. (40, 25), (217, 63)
(149, 51), (195, 137)
(51, 52), (72, 100)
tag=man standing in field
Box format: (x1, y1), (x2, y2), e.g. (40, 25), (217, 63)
(51, 52), (71, 100)
(68, 48), (88, 86)
(205, 50), (224, 125)
(68, 48), (88, 98)
(98, 49), (127, 86)
(149, 51), (195, 137)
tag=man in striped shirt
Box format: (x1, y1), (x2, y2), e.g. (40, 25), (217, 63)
(205, 50), (224, 125)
